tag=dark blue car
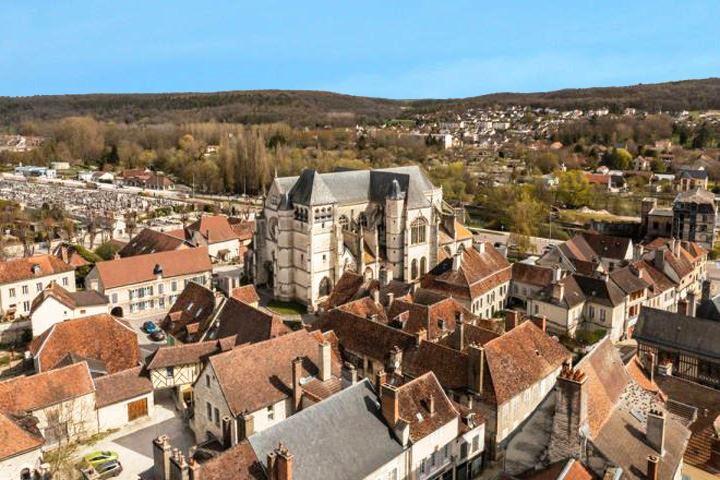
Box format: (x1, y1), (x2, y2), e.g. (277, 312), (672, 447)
(143, 321), (159, 334)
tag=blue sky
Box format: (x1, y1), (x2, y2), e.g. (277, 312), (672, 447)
(1, 1), (718, 98)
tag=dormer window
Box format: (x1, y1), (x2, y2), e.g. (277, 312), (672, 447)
(31, 264), (42, 275)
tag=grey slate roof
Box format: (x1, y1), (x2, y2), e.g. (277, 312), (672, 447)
(635, 307), (720, 361)
(272, 166), (433, 209)
(288, 169), (336, 206)
(248, 379), (403, 480)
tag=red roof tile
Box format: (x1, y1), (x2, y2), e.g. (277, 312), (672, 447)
(0, 254), (73, 285)
(29, 313), (141, 374)
(0, 362), (94, 414)
(93, 247), (212, 289)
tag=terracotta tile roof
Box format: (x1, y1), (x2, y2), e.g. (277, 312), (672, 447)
(0, 362), (94, 414)
(578, 232), (631, 261)
(93, 247), (212, 289)
(0, 412), (44, 461)
(575, 338), (631, 437)
(200, 440), (264, 480)
(0, 254), (74, 285)
(301, 376), (343, 402)
(608, 266), (649, 295)
(228, 219), (255, 242)
(188, 215), (241, 243)
(584, 173), (611, 185)
(657, 375), (720, 474)
(213, 298), (290, 345)
(396, 371), (458, 442)
(30, 283), (107, 315)
(422, 243), (511, 300)
(592, 398), (690, 480)
(29, 313), (141, 374)
(402, 341), (469, 391)
(231, 285), (260, 305)
(483, 321), (570, 405)
(161, 282), (218, 340)
(118, 228), (189, 257)
(316, 309), (416, 364)
(631, 260), (675, 296)
(146, 340), (223, 370)
(517, 459), (594, 480)
(511, 263), (555, 287)
(209, 329), (342, 415)
(438, 322), (501, 351)
(93, 366), (152, 408)
(323, 272), (366, 308)
(338, 296), (388, 323)
(624, 356), (661, 394)
(387, 296), (476, 342)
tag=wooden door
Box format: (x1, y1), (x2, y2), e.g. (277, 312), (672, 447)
(127, 398), (148, 421)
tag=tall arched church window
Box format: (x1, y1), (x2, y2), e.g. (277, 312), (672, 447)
(411, 259), (418, 280)
(410, 217), (428, 245)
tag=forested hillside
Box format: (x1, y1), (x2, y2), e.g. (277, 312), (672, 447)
(2, 78), (720, 127)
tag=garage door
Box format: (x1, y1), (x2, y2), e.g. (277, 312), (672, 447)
(127, 398), (148, 421)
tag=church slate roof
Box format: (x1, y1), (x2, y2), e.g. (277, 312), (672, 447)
(272, 166), (434, 209)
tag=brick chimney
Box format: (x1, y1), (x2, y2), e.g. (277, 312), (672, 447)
(387, 346), (403, 374)
(647, 455), (659, 480)
(275, 444), (293, 480)
(341, 362), (357, 387)
(467, 343), (484, 394)
(686, 292), (697, 317)
(453, 252), (463, 271)
(548, 363), (588, 462)
(318, 341), (331, 382)
(372, 288), (380, 305)
(653, 250), (665, 271)
(188, 459), (201, 480)
(169, 451), (189, 480)
(238, 411), (254, 441)
(153, 435), (171, 480)
(291, 357), (303, 412)
(380, 383), (400, 426)
(455, 318), (465, 351)
(428, 395), (435, 417)
(646, 409), (666, 455)
(221, 416), (233, 448)
(505, 310), (520, 331)
(386, 292), (395, 307)
(375, 370), (387, 393)
(415, 328), (427, 346)
(531, 315), (547, 333)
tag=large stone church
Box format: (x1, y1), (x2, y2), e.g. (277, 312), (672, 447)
(254, 166), (472, 310)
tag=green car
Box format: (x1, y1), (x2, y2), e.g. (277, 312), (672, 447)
(83, 451), (118, 468)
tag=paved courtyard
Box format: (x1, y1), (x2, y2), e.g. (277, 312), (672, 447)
(75, 391), (194, 480)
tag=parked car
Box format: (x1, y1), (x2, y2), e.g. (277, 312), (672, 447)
(143, 321), (159, 334)
(80, 460), (123, 479)
(150, 330), (166, 342)
(83, 451), (118, 468)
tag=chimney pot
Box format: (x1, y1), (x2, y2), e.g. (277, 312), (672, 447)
(319, 341), (332, 382)
(647, 455), (659, 480)
(380, 383), (400, 426)
(646, 409), (666, 455)
(291, 357), (303, 412)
